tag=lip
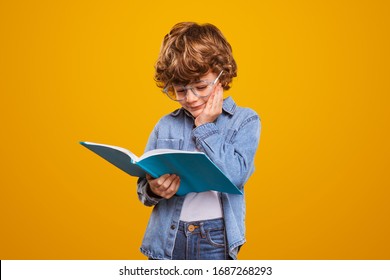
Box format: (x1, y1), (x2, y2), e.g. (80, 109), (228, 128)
(188, 104), (205, 111)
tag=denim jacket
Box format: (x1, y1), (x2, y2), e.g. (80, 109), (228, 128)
(137, 97), (261, 259)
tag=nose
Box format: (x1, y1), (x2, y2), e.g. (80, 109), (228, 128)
(185, 88), (198, 103)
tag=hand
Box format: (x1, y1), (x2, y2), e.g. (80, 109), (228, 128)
(146, 173), (180, 199)
(195, 83), (223, 127)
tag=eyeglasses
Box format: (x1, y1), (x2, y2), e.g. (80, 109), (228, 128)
(163, 71), (223, 101)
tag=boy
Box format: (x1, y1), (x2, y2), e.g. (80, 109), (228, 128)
(137, 22), (261, 260)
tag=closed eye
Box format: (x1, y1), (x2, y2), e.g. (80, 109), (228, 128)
(195, 85), (208, 91)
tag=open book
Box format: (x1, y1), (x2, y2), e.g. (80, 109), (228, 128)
(80, 141), (242, 196)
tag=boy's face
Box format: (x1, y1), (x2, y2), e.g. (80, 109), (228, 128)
(177, 71), (218, 118)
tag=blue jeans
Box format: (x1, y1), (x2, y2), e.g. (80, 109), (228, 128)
(172, 218), (230, 260)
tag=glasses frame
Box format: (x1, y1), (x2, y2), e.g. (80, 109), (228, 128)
(163, 70), (224, 101)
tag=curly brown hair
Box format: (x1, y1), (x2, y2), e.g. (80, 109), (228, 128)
(155, 22), (237, 90)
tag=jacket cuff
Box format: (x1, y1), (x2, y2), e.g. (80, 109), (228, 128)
(192, 122), (219, 149)
(138, 177), (163, 206)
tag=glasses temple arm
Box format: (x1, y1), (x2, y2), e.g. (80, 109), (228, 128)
(213, 70), (224, 85)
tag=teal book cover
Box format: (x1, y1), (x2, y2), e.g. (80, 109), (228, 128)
(80, 141), (242, 196)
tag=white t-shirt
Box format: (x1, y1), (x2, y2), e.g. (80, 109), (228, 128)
(179, 190), (223, 222)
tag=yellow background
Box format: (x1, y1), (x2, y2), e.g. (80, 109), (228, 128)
(1, 0), (389, 259)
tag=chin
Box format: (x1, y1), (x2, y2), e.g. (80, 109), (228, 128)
(184, 105), (204, 118)
(188, 109), (203, 118)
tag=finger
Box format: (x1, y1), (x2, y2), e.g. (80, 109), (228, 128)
(211, 81), (220, 94)
(206, 92), (218, 114)
(162, 176), (181, 198)
(171, 175), (180, 189)
(148, 174), (169, 190)
(216, 85), (223, 108)
(156, 174), (171, 186)
(207, 91), (215, 108)
(159, 174), (177, 191)
(218, 83), (223, 98)
(174, 176), (181, 189)
(210, 92), (219, 111)
(216, 84), (223, 102)
(210, 87), (222, 112)
(212, 84), (222, 103)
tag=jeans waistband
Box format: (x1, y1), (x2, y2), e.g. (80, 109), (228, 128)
(178, 218), (224, 234)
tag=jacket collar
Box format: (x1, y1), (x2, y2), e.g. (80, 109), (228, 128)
(170, 96), (237, 117)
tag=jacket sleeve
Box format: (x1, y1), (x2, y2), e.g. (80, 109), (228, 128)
(192, 112), (261, 189)
(136, 124), (164, 207)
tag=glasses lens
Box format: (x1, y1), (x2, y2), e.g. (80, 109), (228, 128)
(193, 81), (212, 97)
(164, 86), (179, 101)
(173, 86), (187, 101)
(165, 81), (213, 101)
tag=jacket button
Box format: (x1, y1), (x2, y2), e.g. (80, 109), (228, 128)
(170, 224), (176, 230)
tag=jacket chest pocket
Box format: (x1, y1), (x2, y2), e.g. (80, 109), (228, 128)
(156, 138), (182, 150)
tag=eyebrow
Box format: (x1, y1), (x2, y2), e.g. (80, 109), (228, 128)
(193, 79), (210, 83)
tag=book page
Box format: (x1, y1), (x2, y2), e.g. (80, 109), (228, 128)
(82, 142), (139, 162)
(139, 149), (204, 161)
